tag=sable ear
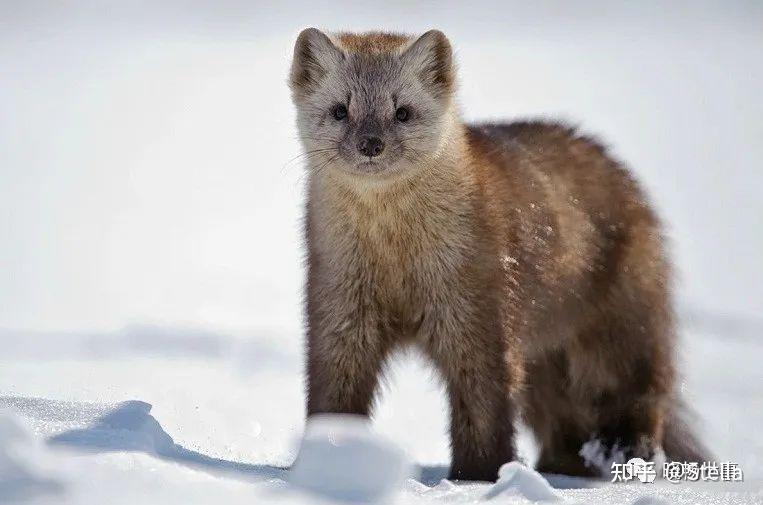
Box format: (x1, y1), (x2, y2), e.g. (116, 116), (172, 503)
(402, 30), (455, 99)
(289, 28), (344, 98)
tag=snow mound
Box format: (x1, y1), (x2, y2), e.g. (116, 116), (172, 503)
(6, 396), (287, 484)
(289, 414), (412, 502)
(49, 400), (174, 454)
(484, 462), (561, 502)
(0, 413), (63, 502)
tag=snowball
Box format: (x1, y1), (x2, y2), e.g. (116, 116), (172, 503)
(289, 414), (412, 502)
(484, 461), (561, 502)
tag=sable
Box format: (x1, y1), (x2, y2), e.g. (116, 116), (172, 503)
(289, 28), (708, 481)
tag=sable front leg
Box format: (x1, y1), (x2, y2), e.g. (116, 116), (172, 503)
(305, 291), (390, 417)
(426, 306), (519, 481)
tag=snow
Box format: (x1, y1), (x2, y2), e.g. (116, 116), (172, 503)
(0, 414), (63, 502)
(1, 322), (761, 504)
(49, 400), (175, 454)
(1, 2), (762, 504)
(631, 497), (670, 505)
(577, 439), (652, 477)
(289, 415), (412, 502)
(484, 462), (560, 502)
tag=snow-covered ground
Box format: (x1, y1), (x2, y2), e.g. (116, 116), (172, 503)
(1, 2), (761, 504)
(1, 317), (762, 503)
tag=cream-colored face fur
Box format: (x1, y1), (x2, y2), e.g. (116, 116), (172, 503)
(289, 29), (455, 181)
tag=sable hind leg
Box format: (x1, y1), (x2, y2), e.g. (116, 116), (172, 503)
(523, 349), (599, 477)
(581, 326), (671, 468)
(525, 311), (673, 477)
(535, 388), (666, 478)
(576, 265), (675, 472)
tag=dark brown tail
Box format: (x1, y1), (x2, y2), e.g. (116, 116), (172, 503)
(662, 401), (711, 462)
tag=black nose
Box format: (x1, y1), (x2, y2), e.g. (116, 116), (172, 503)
(357, 136), (385, 158)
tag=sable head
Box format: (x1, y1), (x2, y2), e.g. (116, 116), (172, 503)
(289, 28), (456, 179)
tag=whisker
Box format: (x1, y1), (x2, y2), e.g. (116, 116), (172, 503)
(281, 148), (339, 173)
(293, 135), (342, 143)
(313, 153), (341, 176)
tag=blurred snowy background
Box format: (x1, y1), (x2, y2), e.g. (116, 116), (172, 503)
(1, 1), (761, 503)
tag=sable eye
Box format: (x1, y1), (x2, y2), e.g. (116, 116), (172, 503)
(395, 106), (410, 122)
(332, 104), (348, 120)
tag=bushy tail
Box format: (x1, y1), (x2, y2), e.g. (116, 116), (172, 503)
(662, 400), (712, 463)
